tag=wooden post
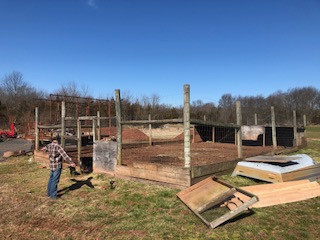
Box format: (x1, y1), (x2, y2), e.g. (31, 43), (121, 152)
(262, 127), (266, 147)
(60, 101), (66, 148)
(115, 89), (122, 165)
(108, 101), (111, 136)
(254, 113), (258, 125)
(97, 111), (101, 140)
(212, 127), (215, 143)
(192, 125), (195, 143)
(148, 114), (152, 146)
(92, 117), (97, 141)
(271, 106), (277, 150)
(293, 110), (297, 146)
(77, 118), (82, 167)
(236, 101), (243, 158)
(303, 114), (307, 136)
(49, 95), (52, 124)
(184, 84), (191, 168)
(35, 107), (39, 151)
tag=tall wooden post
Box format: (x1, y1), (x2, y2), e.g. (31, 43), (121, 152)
(49, 95), (52, 124)
(236, 101), (243, 158)
(293, 110), (297, 146)
(262, 127), (266, 147)
(61, 101), (65, 148)
(77, 118), (82, 167)
(303, 114), (307, 136)
(148, 114), (152, 146)
(254, 113), (258, 125)
(184, 84), (191, 168)
(108, 101), (111, 136)
(115, 89), (122, 165)
(212, 127), (215, 143)
(35, 107), (39, 151)
(271, 106), (277, 150)
(92, 117), (97, 141)
(97, 111), (101, 141)
(192, 125), (195, 143)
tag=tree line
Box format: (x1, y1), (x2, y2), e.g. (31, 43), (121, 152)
(1, 71), (320, 132)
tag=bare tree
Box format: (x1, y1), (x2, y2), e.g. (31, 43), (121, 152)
(218, 94), (236, 123)
(0, 71), (45, 128)
(286, 87), (320, 124)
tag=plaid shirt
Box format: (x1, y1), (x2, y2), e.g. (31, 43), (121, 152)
(44, 142), (73, 171)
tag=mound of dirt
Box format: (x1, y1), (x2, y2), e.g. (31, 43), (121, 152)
(100, 127), (117, 137)
(174, 128), (203, 142)
(123, 128), (149, 141)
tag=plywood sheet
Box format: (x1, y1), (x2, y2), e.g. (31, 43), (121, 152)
(229, 180), (320, 209)
(177, 177), (230, 211)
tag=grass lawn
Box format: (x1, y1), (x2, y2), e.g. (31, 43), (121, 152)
(306, 125), (320, 139)
(0, 131), (320, 239)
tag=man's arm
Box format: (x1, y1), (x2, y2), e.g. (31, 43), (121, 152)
(57, 145), (76, 167)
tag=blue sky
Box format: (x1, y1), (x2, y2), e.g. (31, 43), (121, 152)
(1, 0), (319, 106)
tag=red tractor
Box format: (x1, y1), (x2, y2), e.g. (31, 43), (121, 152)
(0, 122), (17, 140)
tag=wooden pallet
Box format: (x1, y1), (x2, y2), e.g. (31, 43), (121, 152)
(177, 176), (258, 229)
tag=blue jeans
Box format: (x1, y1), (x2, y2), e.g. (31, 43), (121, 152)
(48, 168), (62, 199)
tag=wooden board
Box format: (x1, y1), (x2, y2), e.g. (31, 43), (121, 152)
(191, 159), (239, 178)
(232, 163), (320, 183)
(228, 180), (320, 209)
(282, 164), (320, 182)
(34, 150), (81, 166)
(244, 155), (299, 163)
(177, 177), (230, 211)
(116, 162), (191, 188)
(232, 164), (283, 182)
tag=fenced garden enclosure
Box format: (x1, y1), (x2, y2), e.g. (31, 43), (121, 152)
(33, 84), (307, 188)
(33, 95), (117, 172)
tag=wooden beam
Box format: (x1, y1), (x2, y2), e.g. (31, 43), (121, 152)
(184, 84), (191, 168)
(115, 89), (122, 165)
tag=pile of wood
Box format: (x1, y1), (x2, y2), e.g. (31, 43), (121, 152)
(177, 168), (320, 228)
(230, 154), (320, 208)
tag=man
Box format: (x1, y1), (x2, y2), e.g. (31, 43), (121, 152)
(42, 138), (76, 199)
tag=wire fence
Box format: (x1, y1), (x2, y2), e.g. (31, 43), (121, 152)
(28, 89), (307, 170)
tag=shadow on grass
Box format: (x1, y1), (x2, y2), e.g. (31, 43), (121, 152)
(217, 210), (255, 228)
(57, 177), (94, 197)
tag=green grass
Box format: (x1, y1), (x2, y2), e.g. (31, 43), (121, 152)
(306, 125), (320, 139)
(1, 133), (320, 239)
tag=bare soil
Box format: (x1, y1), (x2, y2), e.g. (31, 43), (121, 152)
(119, 125), (278, 167)
(122, 142), (276, 167)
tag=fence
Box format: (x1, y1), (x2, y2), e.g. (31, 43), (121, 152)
(115, 84), (307, 171)
(31, 85), (307, 187)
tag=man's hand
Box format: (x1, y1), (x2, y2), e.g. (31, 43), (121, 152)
(70, 163), (76, 168)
